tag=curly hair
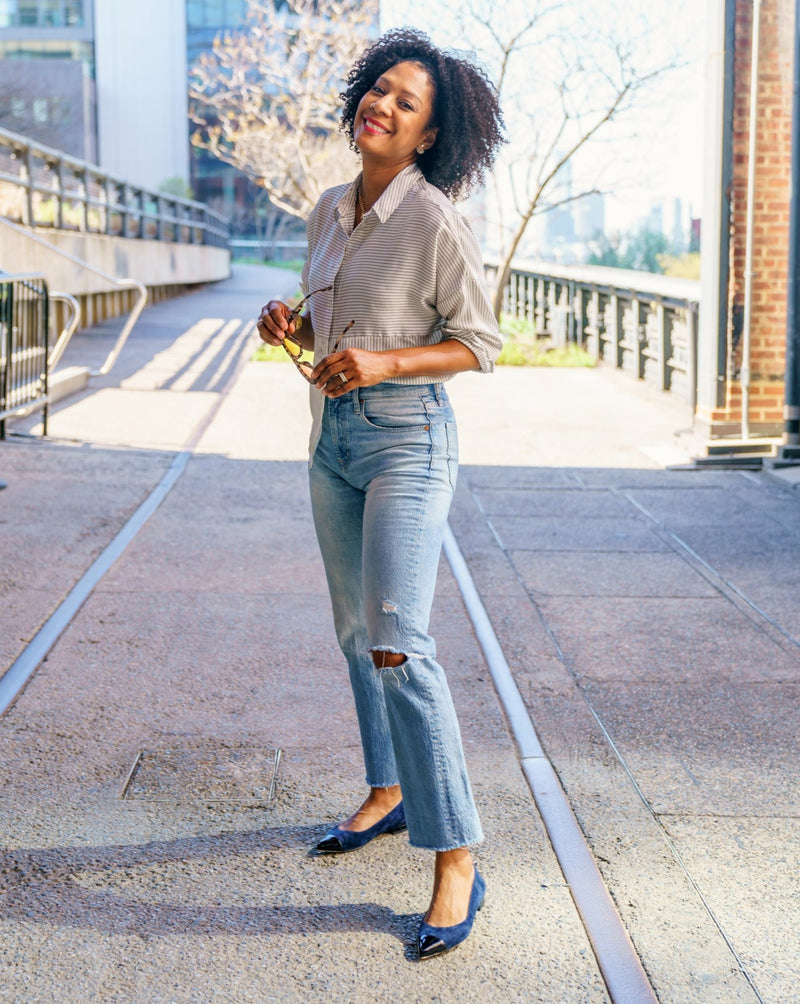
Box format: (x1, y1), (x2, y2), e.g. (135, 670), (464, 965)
(339, 28), (505, 202)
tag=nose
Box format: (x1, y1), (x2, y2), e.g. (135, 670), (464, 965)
(370, 93), (391, 115)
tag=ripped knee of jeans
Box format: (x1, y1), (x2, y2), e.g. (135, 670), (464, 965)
(371, 647), (410, 686)
(371, 648), (406, 670)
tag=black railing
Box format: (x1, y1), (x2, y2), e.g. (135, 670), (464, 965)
(491, 261), (702, 407)
(0, 126), (229, 248)
(0, 273), (49, 438)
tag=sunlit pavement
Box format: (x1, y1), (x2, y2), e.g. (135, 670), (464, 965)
(0, 264), (797, 1003)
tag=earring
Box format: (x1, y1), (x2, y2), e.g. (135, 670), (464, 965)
(416, 145), (425, 155)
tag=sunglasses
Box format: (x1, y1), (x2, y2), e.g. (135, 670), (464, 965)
(281, 285), (355, 383)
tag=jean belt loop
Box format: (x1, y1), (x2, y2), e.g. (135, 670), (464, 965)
(433, 382), (443, 404)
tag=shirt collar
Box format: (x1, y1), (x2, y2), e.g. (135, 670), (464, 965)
(335, 164), (424, 228)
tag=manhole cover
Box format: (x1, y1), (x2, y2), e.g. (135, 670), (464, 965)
(120, 747), (282, 803)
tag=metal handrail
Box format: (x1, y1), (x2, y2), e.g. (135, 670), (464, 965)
(492, 259), (701, 407)
(0, 215), (147, 377)
(491, 258), (702, 307)
(0, 125), (230, 247)
(47, 291), (80, 371)
(0, 272), (49, 434)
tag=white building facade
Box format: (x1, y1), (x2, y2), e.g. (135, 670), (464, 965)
(93, 0), (189, 190)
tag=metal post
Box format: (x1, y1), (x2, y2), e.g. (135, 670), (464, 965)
(783, 0), (800, 451)
(0, 282), (11, 440)
(657, 301), (668, 391)
(740, 0), (763, 440)
(55, 159), (64, 230)
(697, 0), (736, 435)
(22, 147), (34, 226)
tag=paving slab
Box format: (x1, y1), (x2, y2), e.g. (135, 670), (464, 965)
(510, 551), (721, 598)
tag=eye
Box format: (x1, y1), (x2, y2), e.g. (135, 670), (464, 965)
(398, 100), (414, 111)
(371, 85), (385, 95)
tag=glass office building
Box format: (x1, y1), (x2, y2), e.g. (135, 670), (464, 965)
(0, 0), (96, 159)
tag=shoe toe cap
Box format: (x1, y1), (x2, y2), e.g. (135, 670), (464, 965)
(314, 833), (344, 854)
(417, 933), (447, 958)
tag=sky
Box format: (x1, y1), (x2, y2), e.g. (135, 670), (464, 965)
(379, 0), (707, 236)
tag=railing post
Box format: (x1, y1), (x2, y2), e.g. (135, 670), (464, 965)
(535, 277), (546, 335)
(568, 281), (576, 344)
(587, 288), (601, 359)
(657, 300), (668, 392)
(612, 293), (623, 370)
(41, 278), (49, 436)
(55, 159), (65, 229)
(0, 281), (11, 439)
(633, 296), (645, 380)
(104, 176), (113, 235)
(688, 304), (699, 411)
(21, 147), (34, 226)
(77, 166), (88, 232)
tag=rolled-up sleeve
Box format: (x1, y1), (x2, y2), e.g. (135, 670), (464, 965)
(435, 215), (502, 372)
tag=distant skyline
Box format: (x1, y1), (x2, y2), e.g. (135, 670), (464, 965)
(380, 0), (705, 235)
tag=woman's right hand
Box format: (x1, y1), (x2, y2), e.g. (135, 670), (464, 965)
(256, 300), (294, 346)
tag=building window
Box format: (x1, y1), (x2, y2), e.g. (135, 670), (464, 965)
(42, 0), (64, 25)
(0, 0), (84, 27)
(64, 0), (82, 25)
(187, 0), (248, 29)
(18, 1), (39, 25)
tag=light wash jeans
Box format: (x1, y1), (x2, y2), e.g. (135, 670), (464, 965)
(308, 382), (483, 851)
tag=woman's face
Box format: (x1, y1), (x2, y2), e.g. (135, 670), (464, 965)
(353, 60), (438, 169)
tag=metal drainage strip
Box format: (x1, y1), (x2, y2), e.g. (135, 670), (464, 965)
(120, 747), (282, 803)
(442, 524), (658, 1004)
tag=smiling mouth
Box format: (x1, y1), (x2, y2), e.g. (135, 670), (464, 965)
(362, 116), (390, 135)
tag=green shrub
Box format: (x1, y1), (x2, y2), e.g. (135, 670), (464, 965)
(497, 313), (595, 367)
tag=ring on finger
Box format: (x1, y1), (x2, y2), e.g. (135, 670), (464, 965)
(338, 372), (348, 384)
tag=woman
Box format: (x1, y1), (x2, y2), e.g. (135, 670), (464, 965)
(257, 28), (504, 959)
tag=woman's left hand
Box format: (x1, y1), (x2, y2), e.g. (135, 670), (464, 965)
(311, 348), (393, 397)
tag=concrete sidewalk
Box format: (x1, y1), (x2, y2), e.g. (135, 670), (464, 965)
(1, 264), (798, 1003)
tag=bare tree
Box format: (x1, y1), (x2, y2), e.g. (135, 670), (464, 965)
(189, 0), (376, 220)
(447, 0), (681, 316)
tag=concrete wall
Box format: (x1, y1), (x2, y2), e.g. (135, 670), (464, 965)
(1, 223), (230, 334)
(1, 225), (230, 295)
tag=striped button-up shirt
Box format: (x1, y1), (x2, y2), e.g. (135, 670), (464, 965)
(302, 164), (502, 457)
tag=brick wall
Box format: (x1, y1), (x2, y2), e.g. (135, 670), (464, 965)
(705, 0), (796, 436)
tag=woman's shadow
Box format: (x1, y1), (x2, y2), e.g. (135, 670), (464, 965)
(0, 823), (419, 950)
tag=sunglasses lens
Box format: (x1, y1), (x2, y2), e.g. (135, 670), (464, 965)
(283, 338), (302, 359)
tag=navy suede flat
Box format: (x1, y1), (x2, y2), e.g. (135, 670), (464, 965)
(417, 868), (485, 959)
(312, 800), (407, 855)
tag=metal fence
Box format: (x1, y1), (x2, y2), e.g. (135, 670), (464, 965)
(491, 261), (702, 407)
(0, 126), (229, 248)
(0, 273), (49, 438)
(229, 239), (308, 262)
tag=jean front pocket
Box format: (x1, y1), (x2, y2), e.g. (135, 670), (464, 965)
(359, 388), (437, 434)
